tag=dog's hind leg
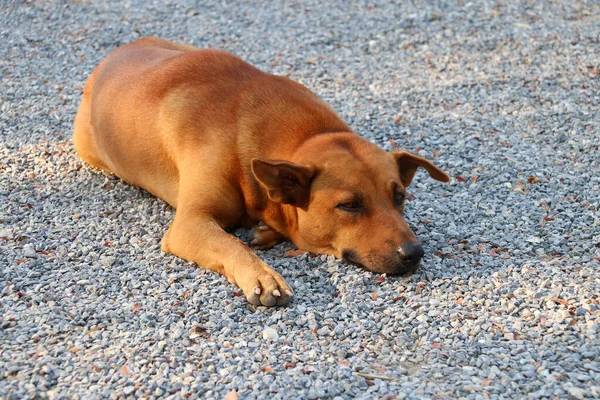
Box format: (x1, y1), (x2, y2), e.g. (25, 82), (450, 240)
(73, 72), (111, 173)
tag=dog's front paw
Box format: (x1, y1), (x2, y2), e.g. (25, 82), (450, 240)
(249, 221), (285, 250)
(240, 265), (292, 306)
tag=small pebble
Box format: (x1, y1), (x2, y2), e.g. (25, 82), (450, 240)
(262, 327), (279, 341)
(23, 245), (37, 258)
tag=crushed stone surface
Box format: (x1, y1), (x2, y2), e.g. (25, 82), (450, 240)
(1, 0), (599, 398)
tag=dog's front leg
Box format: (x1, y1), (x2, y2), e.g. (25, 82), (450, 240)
(161, 211), (292, 306)
(249, 221), (286, 250)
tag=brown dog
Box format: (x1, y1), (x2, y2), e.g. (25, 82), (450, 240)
(73, 37), (449, 306)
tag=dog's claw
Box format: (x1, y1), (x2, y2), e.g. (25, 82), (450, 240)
(273, 289), (281, 297)
(254, 287), (261, 295)
(285, 289), (293, 297)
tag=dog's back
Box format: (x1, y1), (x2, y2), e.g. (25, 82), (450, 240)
(74, 37), (349, 207)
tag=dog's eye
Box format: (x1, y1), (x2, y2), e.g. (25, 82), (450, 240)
(336, 200), (362, 213)
(394, 191), (405, 207)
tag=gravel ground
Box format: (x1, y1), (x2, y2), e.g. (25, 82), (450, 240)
(1, 0), (600, 398)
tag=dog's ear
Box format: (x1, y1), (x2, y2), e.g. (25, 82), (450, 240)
(392, 150), (450, 187)
(251, 159), (316, 208)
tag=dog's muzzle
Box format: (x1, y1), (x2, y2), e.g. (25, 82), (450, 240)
(341, 249), (366, 270)
(342, 243), (424, 275)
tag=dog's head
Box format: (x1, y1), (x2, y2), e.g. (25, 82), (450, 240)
(251, 133), (449, 275)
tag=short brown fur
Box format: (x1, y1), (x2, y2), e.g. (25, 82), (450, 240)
(74, 38), (449, 306)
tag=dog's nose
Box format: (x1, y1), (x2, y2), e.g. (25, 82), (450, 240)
(397, 242), (424, 269)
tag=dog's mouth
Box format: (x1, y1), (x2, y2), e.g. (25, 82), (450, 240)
(341, 249), (367, 270)
(341, 248), (419, 276)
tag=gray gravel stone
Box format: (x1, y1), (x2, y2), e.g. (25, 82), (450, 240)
(22, 244), (37, 258)
(1, 0), (599, 399)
